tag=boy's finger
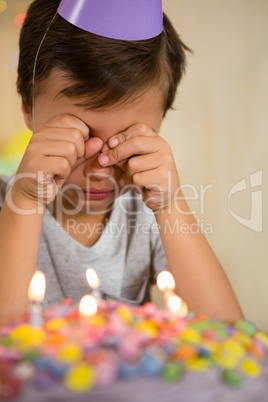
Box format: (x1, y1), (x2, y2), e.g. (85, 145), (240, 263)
(84, 137), (103, 159)
(98, 136), (160, 167)
(37, 128), (85, 158)
(120, 153), (160, 186)
(45, 114), (90, 140)
(40, 140), (78, 166)
(108, 123), (157, 149)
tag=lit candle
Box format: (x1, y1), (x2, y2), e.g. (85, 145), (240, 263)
(86, 268), (102, 300)
(156, 270), (176, 307)
(28, 271), (46, 327)
(167, 294), (188, 317)
(79, 294), (98, 318)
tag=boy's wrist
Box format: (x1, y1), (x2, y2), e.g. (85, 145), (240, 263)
(153, 189), (192, 217)
(5, 184), (46, 216)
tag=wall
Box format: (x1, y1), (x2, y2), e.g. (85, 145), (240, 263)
(0, 0), (267, 332)
(160, 0), (268, 332)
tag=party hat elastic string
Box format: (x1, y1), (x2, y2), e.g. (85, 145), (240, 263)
(32, 11), (58, 133)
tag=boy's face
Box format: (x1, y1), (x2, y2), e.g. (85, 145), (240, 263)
(23, 69), (164, 216)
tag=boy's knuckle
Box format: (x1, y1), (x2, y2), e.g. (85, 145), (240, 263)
(128, 157), (137, 171)
(135, 123), (147, 134)
(132, 172), (141, 185)
(112, 147), (121, 162)
(60, 114), (74, 126)
(117, 133), (125, 144)
(70, 128), (81, 141)
(59, 158), (70, 174)
(131, 136), (142, 149)
(163, 141), (171, 153)
(66, 141), (76, 156)
(26, 142), (36, 155)
(165, 153), (173, 164)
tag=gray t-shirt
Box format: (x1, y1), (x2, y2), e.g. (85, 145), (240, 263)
(0, 176), (168, 307)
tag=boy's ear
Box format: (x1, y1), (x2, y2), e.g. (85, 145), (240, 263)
(21, 101), (33, 131)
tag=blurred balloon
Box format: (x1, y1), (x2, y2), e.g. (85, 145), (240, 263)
(2, 127), (32, 158)
(14, 12), (26, 27)
(0, 127), (32, 176)
(0, 1), (7, 14)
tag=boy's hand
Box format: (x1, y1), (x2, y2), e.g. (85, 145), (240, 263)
(98, 124), (180, 212)
(13, 114), (103, 209)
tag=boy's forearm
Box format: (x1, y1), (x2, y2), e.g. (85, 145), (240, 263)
(0, 186), (44, 323)
(156, 192), (244, 321)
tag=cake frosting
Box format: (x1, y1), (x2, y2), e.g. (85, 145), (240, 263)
(0, 298), (268, 401)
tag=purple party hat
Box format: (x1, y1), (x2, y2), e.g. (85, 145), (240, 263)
(57, 0), (163, 41)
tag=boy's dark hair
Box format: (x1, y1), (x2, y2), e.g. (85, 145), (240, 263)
(17, 0), (190, 115)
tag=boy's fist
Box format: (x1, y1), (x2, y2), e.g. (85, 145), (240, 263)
(12, 114), (103, 209)
(98, 123), (180, 212)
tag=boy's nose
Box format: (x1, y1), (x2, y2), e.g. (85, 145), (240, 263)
(83, 152), (114, 177)
(101, 143), (110, 153)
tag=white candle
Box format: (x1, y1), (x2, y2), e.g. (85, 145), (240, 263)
(28, 271), (46, 327)
(86, 268), (102, 300)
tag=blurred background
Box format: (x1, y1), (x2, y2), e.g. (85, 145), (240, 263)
(0, 0), (267, 332)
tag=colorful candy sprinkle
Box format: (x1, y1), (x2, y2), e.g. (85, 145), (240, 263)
(255, 331), (268, 348)
(163, 362), (183, 382)
(64, 363), (95, 393)
(234, 320), (256, 336)
(222, 369), (243, 387)
(10, 324), (46, 349)
(241, 358), (261, 378)
(185, 356), (212, 372)
(57, 343), (83, 363)
(139, 353), (164, 377)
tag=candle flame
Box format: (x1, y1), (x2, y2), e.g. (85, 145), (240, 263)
(156, 271), (175, 291)
(28, 271), (46, 303)
(79, 294), (98, 317)
(167, 294), (188, 316)
(180, 300), (188, 316)
(86, 268), (100, 289)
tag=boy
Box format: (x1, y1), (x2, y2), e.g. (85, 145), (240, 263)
(0, 0), (243, 323)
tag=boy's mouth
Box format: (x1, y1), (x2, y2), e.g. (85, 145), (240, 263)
(78, 188), (115, 200)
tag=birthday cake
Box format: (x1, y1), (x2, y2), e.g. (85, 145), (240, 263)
(0, 298), (268, 402)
